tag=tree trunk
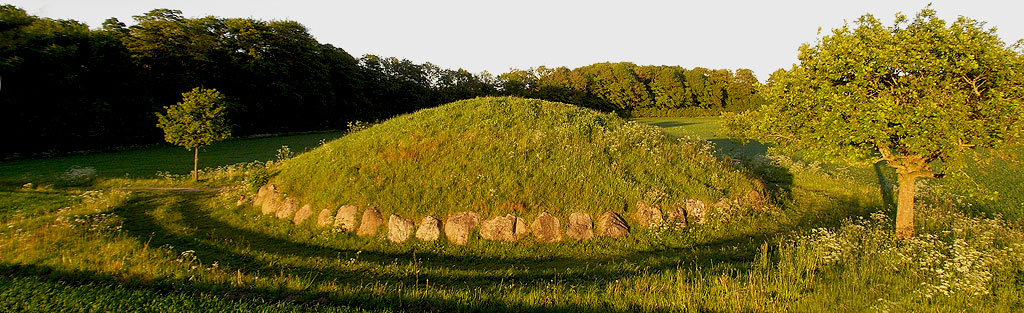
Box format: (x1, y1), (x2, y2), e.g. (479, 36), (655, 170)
(895, 171), (916, 239)
(192, 148), (197, 182)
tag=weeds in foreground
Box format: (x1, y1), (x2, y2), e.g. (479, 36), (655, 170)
(1, 115), (1022, 312)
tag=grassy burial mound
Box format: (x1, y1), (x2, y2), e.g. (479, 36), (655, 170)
(262, 97), (762, 241)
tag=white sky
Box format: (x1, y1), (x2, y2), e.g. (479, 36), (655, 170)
(9, 0), (1024, 81)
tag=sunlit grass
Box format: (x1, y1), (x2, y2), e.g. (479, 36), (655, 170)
(0, 113), (1021, 312)
(274, 97), (761, 219)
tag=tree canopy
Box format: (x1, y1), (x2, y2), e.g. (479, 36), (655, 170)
(156, 87), (231, 181)
(1, 5), (764, 158)
(731, 7), (1024, 238)
(501, 63), (764, 116)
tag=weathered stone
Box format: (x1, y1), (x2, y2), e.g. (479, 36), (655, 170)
(276, 197), (298, 220)
(687, 199), (708, 225)
(316, 208), (334, 227)
(293, 204), (313, 225)
(444, 212), (480, 245)
(739, 179), (766, 207)
(512, 215), (530, 239)
(566, 212), (594, 240)
(415, 216), (442, 241)
(261, 197), (278, 215)
(664, 204), (688, 227)
(387, 214), (415, 243)
(530, 212), (562, 243)
(479, 215), (517, 242)
(256, 184), (276, 207)
(743, 189), (764, 207)
(596, 211), (629, 238)
(356, 207), (383, 237)
(334, 205), (359, 232)
(258, 185), (279, 215)
(634, 201), (663, 228)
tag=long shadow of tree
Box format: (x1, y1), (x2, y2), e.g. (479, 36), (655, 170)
(96, 192), (729, 312)
(89, 171), (883, 312)
(3, 126), (894, 312)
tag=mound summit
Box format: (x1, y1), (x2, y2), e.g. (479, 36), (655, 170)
(262, 97), (761, 239)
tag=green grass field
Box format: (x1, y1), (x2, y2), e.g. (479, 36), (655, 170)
(0, 131), (346, 183)
(1, 111), (1022, 312)
(273, 98), (759, 219)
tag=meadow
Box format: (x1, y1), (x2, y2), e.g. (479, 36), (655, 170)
(0, 131), (346, 182)
(1, 114), (1022, 312)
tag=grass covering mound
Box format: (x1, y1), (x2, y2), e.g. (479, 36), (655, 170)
(272, 97), (760, 218)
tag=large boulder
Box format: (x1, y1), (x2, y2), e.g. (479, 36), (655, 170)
(596, 211), (629, 238)
(686, 199), (707, 225)
(415, 216), (442, 242)
(664, 204), (688, 227)
(293, 204), (313, 225)
(356, 207), (383, 237)
(634, 201), (663, 228)
(316, 208), (334, 228)
(444, 212), (480, 246)
(334, 205), (359, 232)
(258, 185), (279, 215)
(513, 215), (530, 239)
(530, 212), (562, 243)
(256, 184), (276, 207)
(276, 197), (298, 220)
(479, 215), (517, 242)
(566, 212), (594, 240)
(387, 214), (415, 243)
(260, 196), (278, 215)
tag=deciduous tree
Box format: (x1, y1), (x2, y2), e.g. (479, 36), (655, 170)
(156, 87), (232, 181)
(733, 8), (1024, 238)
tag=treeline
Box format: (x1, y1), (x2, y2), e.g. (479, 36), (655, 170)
(0, 5), (761, 158)
(0, 6), (499, 157)
(501, 63), (764, 116)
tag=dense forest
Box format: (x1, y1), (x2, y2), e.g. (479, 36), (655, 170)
(0, 5), (762, 158)
(502, 64), (763, 116)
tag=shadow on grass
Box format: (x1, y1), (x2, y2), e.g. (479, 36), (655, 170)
(874, 162), (895, 210)
(92, 191), (804, 312)
(16, 158), (884, 313)
(708, 139), (768, 158)
(112, 192), (762, 284)
(648, 121), (696, 128)
(0, 263), (690, 313)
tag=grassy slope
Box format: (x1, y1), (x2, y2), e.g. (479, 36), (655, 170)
(0, 114), (1021, 312)
(273, 97), (759, 218)
(636, 117), (1024, 221)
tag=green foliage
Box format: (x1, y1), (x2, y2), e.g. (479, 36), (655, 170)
(243, 166), (272, 194)
(156, 87), (232, 151)
(0, 6), (495, 159)
(743, 8), (1024, 173)
(0, 130), (345, 183)
(732, 7), (1024, 237)
(1, 117), (1023, 312)
(273, 97), (759, 218)
(2, 4), (766, 158)
(761, 206), (1024, 308)
(504, 63), (765, 117)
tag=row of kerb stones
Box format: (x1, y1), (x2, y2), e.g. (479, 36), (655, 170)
(253, 184), (708, 245)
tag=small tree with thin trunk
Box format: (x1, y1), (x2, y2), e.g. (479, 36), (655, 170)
(156, 87), (231, 181)
(728, 8), (1024, 238)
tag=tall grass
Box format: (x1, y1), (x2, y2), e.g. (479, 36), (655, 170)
(274, 97), (760, 219)
(0, 114), (1021, 312)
